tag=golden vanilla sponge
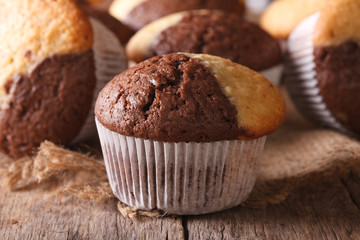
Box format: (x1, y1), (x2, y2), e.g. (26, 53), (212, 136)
(260, 0), (328, 39)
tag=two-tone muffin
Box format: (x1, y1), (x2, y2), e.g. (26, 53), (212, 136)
(126, 10), (282, 85)
(0, 0), (127, 157)
(109, 0), (245, 31)
(95, 53), (286, 215)
(285, 0), (360, 136)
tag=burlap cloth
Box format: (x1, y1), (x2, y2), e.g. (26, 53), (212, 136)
(1, 89), (360, 218)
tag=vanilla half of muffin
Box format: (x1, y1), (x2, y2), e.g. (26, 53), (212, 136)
(95, 53), (285, 215)
(260, 0), (328, 39)
(285, 0), (360, 136)
(0, 0), (95, 157)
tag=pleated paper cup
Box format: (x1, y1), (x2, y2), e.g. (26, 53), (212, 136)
(260, 64), (283, 86)
(95, 119), (266, 215)
(284, 13), (353, 136)
(75, 18), (128, 142)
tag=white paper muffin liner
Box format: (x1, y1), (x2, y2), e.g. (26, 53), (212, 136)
(74, 19), (128, 142)
(260, 64), (283, 86)
(284, 13), (354, 136)
(95, 119), (266, 215)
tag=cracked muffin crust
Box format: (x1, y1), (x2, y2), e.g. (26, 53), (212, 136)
(95, 53), (286, 142)
(126, 10), (281, 71)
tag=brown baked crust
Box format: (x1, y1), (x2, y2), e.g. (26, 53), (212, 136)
(95, 53), (242, 142)
(0, 51), (96, 157)
(314, 41), (360, 134)
(147, 11), (281, 71)
(114, 0), (245, 31)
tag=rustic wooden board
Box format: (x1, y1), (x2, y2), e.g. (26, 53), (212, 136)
(186, 175), (360, 240)
(1, 171), (359, 240)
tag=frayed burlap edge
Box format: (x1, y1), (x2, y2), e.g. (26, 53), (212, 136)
(0, 141), (112, 201)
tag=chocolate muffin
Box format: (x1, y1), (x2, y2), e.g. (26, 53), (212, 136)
(285, 0), (360, 136)
(126, 10), (282, 73)
(109, 0), (246, 31)
(0, 0), (128, 157)
(95, 53), (286, 214)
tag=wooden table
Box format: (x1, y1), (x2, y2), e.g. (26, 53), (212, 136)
(0, 170), (359, 239)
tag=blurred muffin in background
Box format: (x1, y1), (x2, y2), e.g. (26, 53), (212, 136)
(126, 10), (282, 85)
(0, 0), (127, 157)
(109, 0), (246, 31)
(260, 0), (327, 39)
(285, 0), (360, 136)
(0, 0), (95, 157)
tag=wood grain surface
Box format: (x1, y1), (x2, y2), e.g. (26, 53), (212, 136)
(1, 170), (359, 239)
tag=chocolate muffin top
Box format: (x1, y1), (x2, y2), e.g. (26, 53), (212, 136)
(95, 53), (286, 142)
(109, 0), (245, 31)
(126, 10), (281, 71)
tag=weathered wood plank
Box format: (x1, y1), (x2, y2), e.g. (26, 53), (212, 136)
(185, 174), (360, 240)
(0, 187), (185, 240)
(1, 172), (360, 239)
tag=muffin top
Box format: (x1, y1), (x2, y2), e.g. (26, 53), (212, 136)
(95, 53), (286, 142)
(0, 0), (93, 99)
(109, 0), (245, 31)
(260, 0), (327, 39)
(126, 10), (281, 71)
